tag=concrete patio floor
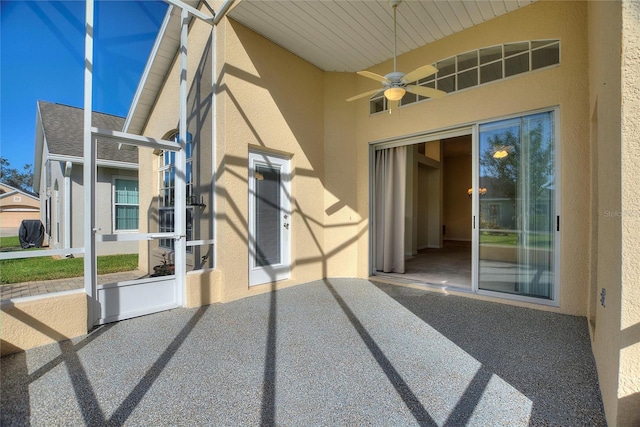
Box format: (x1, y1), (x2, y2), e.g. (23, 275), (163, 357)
(1, 279), (606, 426)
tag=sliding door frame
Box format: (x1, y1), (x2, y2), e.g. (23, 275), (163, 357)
(368, 106), (560, 306)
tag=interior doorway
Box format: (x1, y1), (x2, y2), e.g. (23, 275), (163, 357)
(373, 133), (473, 291)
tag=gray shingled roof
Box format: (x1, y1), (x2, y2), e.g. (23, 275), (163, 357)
(38, 101), (138, 164)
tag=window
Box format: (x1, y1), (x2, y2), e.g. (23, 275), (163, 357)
(114, 178), (139, 231)
(158, 132), (193, 251)
(371, 40), (560, 113)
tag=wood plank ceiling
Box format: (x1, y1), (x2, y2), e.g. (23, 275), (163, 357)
(227, 0), (537, 73)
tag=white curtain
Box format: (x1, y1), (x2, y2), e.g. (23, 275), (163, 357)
(375, 146), (406, 273)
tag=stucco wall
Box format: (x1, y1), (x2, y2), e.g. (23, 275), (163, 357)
(588, 1), (624, 425)
(618, 1), (640, 424)
(0, 291), (87, 356)
(216, 19), (325, 302)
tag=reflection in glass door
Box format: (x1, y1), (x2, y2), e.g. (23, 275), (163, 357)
(477, 111), (557, 299)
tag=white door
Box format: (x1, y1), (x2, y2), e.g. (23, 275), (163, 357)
(249, 151), (291, 286)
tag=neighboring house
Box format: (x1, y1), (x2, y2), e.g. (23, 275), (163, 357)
(0, 183), (40, 237)
(33, 101), (139, 255)
(2, 2), (638, 426)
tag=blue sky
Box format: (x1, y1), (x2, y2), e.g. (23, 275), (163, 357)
(1, 0), (168, 171)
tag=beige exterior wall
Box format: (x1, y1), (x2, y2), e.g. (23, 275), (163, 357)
(619, 1), (640, 423)
(0, 291), (87, 356)
(215, 19), (325, 302)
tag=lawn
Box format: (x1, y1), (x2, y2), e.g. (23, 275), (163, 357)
(0, 254), (139, 284)
(480, 231), (553, 248)
(0, 235), (21, 249)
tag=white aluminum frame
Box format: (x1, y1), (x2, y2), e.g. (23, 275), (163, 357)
(82, 0), (233, 327)
(368, 106), (561, 306)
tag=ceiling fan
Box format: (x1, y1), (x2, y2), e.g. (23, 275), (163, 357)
(346, 0), (446, 110)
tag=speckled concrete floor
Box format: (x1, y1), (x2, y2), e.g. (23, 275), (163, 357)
(1, 279), (606, 426)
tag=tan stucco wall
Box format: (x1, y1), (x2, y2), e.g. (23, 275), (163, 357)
(587, 1), (640, 425)
(0, 291), (87, 356)
(215, 19), (325, 302)
(618, 0), (640, 424)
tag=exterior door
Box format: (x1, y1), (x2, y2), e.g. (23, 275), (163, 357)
(476, 110), (558, 302)
(249, 151), (291, 286)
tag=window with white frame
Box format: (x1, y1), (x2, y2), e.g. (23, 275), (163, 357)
(114, 178), (139, 231)
(158, 132), (193, 251)
(370, 40), (560, 113)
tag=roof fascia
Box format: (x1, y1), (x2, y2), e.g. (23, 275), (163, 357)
(33, 102), (45, 193)
(123, 4), (175, 133)
(47, 154), (139, 171)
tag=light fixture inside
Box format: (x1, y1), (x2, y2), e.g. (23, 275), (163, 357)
(492, 145), (512, 159)
(384, 87), (406, 101)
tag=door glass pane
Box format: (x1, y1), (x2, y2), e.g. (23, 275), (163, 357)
(478, 111), (555, 299)
(255, 164), (281, 267)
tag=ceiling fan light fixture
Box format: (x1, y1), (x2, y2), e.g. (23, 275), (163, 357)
(385, 87), (406, 101)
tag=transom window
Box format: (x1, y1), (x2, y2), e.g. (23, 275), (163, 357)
(371, 40), (560, 113)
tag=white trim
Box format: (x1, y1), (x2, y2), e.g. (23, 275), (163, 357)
(97, 232), (182, 243)
(111, 175), (140, 233)
(0, 247), (84, 261)
(248, 151), (291, 286)
(47, 154), (138, 170)
(64, 161), (72, 252)
(369, 107), (560, 306)
(0, 288), (85, 305)
(186, 239), (215, 247)
(92, 127), (180, 151)
(83, 0), (98, 329)
(165, 0), (213, 23)
(123, 4), (174, 133)
(371, 125), (474, 151)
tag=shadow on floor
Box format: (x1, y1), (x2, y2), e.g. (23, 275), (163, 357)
(373, 281), (607, 427)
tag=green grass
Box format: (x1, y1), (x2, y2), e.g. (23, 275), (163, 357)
(0, 235), (21, 249)
(480, 231), (553, 248)
(0, 254), (139, 284)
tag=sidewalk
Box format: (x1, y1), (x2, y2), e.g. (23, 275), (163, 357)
(0, 270), (148, 300)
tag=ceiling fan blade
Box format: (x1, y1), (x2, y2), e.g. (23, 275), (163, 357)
(406, 85), (446, 99)
(357, 71), (390, 83)
(403, 65), (438, 83)
(346, 88), (383, 102)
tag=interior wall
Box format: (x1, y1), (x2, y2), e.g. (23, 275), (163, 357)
(443, 154), (472, 241)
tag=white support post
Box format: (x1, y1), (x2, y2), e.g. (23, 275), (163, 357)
(210, 17), (217, 269)
(83, 0), (98, 328)
(174, 8), (189, 305)
(64, 161), (72, 253)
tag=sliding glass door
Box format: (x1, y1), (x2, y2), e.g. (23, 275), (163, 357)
(477, 111), (557, 300)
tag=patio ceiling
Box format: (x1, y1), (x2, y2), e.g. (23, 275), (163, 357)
(227, 0), (536, 73)
(125, 0), (536, 134)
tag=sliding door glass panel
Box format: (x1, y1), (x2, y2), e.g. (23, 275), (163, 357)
(478, 111), (555, 299)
